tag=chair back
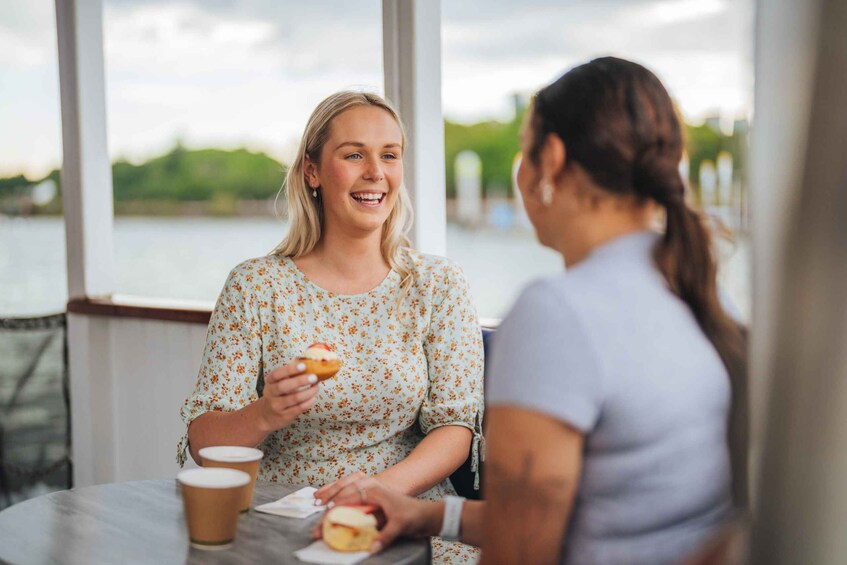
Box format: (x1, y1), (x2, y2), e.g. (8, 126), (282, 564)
(448, 327), (495, 499)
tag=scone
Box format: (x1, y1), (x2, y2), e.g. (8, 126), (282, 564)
(322, 505), (378, 552)
(298, 343), (342, 382)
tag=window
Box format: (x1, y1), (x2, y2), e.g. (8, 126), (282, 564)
(101, 0), (384, 302)
(442, 0), (753, 320)
(0, 0), (65, 316)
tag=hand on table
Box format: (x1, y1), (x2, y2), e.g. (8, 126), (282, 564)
(312, 477), (441, 554)
(258, 361), (320, 432)
(314, 471), (377, 507)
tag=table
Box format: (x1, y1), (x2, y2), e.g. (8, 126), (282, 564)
(0, 480), (430, 564)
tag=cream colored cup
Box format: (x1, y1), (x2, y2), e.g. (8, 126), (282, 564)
(198, 446), (263, 512)
(177, 467), (250, 550)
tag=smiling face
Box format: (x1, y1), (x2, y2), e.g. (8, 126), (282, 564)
(305, 105), (404, 237)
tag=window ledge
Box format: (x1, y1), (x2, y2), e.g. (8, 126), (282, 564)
(66, 295), (214, 324)
(66, 296), (501, 328)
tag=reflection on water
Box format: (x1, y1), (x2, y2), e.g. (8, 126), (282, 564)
(0, 216), (749, 321)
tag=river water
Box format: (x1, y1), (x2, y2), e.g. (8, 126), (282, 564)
(0, 215), (749, 321)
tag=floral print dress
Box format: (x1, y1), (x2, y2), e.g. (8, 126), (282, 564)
(178, 248), (484, 563)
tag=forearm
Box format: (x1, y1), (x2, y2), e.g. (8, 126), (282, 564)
(459, 500), (485, 547)
(377, 426), (472, 496)
(411, 499), (485, 546)
(187, 398), (271, 464)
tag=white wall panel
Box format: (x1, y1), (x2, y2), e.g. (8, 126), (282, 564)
(71, 316), (207, 485)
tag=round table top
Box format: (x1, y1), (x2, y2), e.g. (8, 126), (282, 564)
(0, 480), (429, 565)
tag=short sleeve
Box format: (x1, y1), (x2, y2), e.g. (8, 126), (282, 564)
(419, 263), (485, 484)
(486, 279), (604, 433)
(176, 266), (263, 466)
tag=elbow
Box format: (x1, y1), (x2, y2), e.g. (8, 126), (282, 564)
(448, 426), (474, 472)
(186, 417), (207, 465)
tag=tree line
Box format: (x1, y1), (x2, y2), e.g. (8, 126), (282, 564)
(0, 113), (745, 216)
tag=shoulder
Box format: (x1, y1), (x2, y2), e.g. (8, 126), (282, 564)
(496, 274), (605, 366)
(488, 275), (605, 430)
(220, 255), (293, 297)
(501, 276), (579, 331)
(228, 255), (290, 282)
(403, 248), (469, 289)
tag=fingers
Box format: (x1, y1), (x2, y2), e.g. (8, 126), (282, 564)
(314, 472), (367, 505)
(330, 491), (366, 507)
(330, 476), (382, 507)
(265, 360), (307, 385)
(360, 486), (406, 553)
(312, 482), (410, 555)
(272, 373), (318, 396)
(267, 379), (320, 406)
(332, 483), (367, 505)
(263, 385), (319, 417)
(372, 521), (404, 554)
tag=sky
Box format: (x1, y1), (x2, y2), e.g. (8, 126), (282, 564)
(0, 0), (754, 178)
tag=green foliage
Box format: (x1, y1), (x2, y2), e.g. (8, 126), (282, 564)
(444, 111), (524, 198)
(445, 108), (746, 203)
(1, 114), (746, 216)
(0, 146), (286, 215)
(0, 174), (31, 195)
(111, 145), (285, 202)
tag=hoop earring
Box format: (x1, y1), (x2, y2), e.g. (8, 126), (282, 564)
(539, 181), (554, 207)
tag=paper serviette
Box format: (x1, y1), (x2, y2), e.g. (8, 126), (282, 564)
(254, 486), (325, 519)
(294, 541), (370, 564)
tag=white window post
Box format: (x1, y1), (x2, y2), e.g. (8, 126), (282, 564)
(55, 0), (116, 486)
(382, 0), (447, 256)
(56, 0), (115, 299)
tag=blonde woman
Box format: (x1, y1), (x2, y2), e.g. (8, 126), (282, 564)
(178, 92), (484, 563)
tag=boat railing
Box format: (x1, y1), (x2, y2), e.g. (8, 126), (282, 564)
(0, 313), (71, 510)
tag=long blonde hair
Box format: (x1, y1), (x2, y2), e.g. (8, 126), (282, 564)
(271, 91), (414, 296)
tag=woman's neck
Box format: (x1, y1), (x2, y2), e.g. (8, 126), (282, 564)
(294, 226), (390, 294)
(556, 205), (658, 268)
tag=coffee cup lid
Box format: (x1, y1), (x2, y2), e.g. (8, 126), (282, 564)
(198, 446), (264, 462)
(177, 467), (251, 488)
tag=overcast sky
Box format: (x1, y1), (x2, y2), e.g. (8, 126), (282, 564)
(1, 0), (753, 177)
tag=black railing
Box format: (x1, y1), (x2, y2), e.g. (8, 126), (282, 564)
(0, 313), (71, 510)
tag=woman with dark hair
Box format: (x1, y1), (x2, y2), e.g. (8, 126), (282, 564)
(318, 57), (747, 565)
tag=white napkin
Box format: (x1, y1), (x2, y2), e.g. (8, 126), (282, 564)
(254, 486), (326, 519)
(294, 540), (370, 564)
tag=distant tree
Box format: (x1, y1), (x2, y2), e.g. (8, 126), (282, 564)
(443, 108), (745, 204)
(0, 117), (745, 217)
(111, 146), (285, 203)
(444, 109), (523, 199)
(0, 175), (32, 196)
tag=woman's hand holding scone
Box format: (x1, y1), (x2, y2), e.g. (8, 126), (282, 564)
(257, 361), (320, 432)
(313, 479), (442, 554)
(298, 343), (342, 381)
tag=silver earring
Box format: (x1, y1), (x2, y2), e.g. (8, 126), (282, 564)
(312, 188), (318, 198)
(540, 181), (554, 207)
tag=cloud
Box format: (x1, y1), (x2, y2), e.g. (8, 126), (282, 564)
(0, 2), (56, 68)
(1, 0), (753, 175)
(440, 0), (752, 121)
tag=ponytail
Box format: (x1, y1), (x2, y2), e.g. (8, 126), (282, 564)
(654, 200), (749, 509)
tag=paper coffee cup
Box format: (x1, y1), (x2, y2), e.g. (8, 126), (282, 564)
(177, 467), (250, 550)
(198, 446), (263, 512)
